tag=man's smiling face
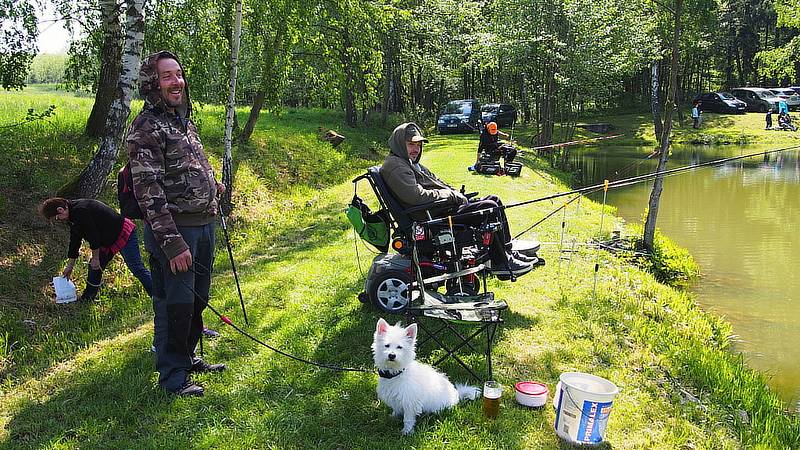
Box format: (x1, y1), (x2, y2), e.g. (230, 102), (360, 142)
(156, 58), (185, 110)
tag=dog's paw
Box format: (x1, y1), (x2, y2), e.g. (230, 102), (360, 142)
(401, 425), (415, 435)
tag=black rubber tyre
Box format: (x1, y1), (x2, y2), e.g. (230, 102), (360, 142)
(369, 269), (412, 314)
(445, 276), (480, 296)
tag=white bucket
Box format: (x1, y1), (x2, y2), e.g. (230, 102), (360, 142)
(53, 276), (77, 303)
(553, 372), (619, 445)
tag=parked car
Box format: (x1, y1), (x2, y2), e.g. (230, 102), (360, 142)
(789, 86), (800, 96)
(480, 103), (517, 127)
(693, 92), (747, 114)
(730, 87), (782, 112)
(768, 88), (800, 111)
(437, 99), (481, 134)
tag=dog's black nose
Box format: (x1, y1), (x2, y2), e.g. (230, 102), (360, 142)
(388, 353), (396, 361)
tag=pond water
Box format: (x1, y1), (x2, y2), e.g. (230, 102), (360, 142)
(571, 144), (800, 411)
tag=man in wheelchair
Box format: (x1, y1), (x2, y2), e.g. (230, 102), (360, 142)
(380, 122), (535, 279)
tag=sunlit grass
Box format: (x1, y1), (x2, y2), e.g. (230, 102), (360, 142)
(0, 88), (797, 448)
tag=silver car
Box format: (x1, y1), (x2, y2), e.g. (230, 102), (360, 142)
(769, 88), (800, 111)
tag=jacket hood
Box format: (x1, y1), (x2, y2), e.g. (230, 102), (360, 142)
(138, 50), (192, 118)
(388, 122), (424, 163)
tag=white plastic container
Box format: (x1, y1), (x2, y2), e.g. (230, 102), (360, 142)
(53, 276), (77, 303)
(514, 381), (548, 407)
(553, 372), (619, 445)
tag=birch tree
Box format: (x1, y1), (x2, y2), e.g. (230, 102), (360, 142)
(72, 0), (146, 198)
(643, 0), (683, 250)
(221, 0), (242, 214)
(84, 0), (123, 138)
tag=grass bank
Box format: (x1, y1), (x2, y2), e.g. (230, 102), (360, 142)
(0, 90), (798, 449)
(514, 108), (800, 148)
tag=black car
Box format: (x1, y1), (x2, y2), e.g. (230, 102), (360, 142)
(693, 92), (747, 114)
(437, 99), (481, 134)
(480, 103), (517, 127)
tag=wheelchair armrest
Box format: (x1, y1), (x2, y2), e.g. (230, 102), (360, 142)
(403, 198), (452, 214)
(465, 192), (479, 200)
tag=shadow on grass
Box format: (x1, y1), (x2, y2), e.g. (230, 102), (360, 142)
(4, 269), (535, 448)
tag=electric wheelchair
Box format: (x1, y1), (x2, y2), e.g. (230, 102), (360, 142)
(350, 166), (541, 314)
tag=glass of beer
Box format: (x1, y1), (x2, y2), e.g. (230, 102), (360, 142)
(483, 380), (502, 419)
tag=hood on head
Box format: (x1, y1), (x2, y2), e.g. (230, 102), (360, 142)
(388, 122), (427, 163)
(138, 50), (192, 118)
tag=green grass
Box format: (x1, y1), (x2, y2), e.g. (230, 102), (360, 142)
(0, 90), (798, 449)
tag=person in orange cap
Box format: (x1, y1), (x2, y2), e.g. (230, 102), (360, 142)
(477, 121), (516, 166)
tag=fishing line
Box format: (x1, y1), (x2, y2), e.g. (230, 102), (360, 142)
(592, 180), (610, 302)
(178, 262), (373, 374)
(422, 144), (800, 231)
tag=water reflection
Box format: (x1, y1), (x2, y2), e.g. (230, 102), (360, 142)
(572, 145), (800, 409)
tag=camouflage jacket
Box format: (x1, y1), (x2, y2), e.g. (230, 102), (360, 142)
(126, 51), (218, 260)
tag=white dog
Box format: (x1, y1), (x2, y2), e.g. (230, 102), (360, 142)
(372, 318), (480, 435)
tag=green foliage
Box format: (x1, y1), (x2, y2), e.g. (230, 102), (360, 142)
(25, 54), (67, 84)
(0, 0), (37, 90)
(755, 36), (800, 81)
(629, 223), (700, 284)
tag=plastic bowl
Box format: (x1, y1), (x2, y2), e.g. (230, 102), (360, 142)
(515, 381), (549, 407)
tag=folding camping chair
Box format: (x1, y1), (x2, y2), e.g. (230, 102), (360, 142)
(403, 221), (508, 382)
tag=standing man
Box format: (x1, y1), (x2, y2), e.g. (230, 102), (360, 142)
(127, 51), (226, 396)
(691, 101), (701, 129)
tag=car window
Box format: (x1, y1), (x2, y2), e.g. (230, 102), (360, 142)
(444, 102), (471, 115)
(481, 105), (498, 113)
(759, 91), (779, 99)
(719, 92), (735, 100)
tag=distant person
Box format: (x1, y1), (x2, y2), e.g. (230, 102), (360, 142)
(39, 198), (153, 302)
(778, 112), (797, 131)
(127, 50), (227, 397)
(765, 109), (773, 130)
(778, 100), (789, 115)
(691, 101), (701, 129)
(477, 121), (517, 165)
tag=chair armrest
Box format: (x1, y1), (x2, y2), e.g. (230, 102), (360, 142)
(403, 198), (452, 214)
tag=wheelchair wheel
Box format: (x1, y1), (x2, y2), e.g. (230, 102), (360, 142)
(370, 270), (412, 314)
(445, 276), (479, 296)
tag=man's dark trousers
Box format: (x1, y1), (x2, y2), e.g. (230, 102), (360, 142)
(144, 222), (216, 392)
(452, 195), (512, 263)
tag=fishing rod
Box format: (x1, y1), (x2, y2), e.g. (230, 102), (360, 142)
(183, 263), (372, 374)
(422, 144), (800, 227)
(524, 134), (624, 153)
(218, 204), (249, 325)
(507, 144), (800, 209)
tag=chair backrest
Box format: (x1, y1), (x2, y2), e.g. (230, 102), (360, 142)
(364, 166), (414, 233)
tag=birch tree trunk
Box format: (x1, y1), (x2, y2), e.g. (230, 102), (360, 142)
(84, 0), (122, 138)
(74, 0), (146, 199)
(221, 0), (243, 214)
(651, 60), (663, 144)
(643, 0), (682, 250)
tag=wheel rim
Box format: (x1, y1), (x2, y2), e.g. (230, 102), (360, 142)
(375, 277), (409, 311)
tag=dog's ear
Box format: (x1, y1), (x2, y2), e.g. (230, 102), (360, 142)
(404, 323), (417, 340)
(376, 318), (389, 335)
